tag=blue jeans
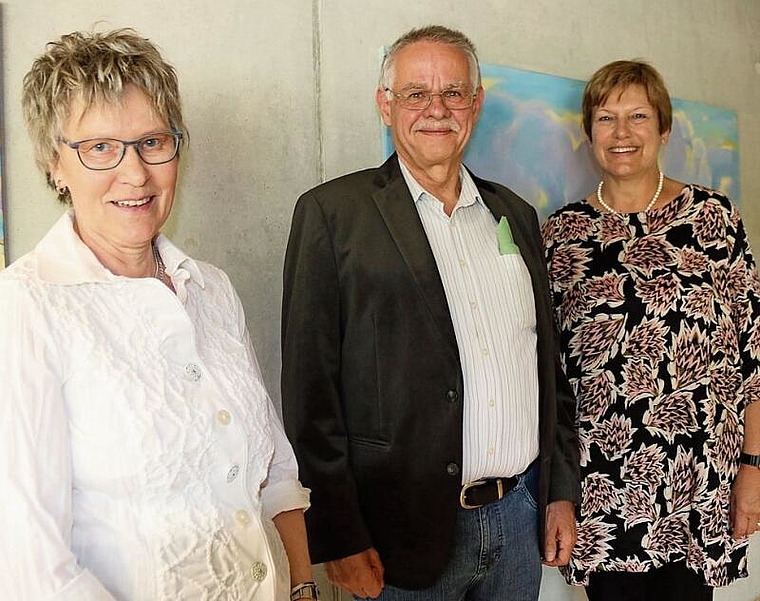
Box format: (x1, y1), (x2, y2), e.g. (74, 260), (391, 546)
(357, 462), (542, 601)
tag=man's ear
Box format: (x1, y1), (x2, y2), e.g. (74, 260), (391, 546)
(471, 86), (485, 123)
(376, 88), (393, 127)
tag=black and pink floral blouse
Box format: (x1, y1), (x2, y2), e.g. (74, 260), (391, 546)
(542, 184), (760, 587)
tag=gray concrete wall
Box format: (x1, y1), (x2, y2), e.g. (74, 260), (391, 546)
(2, 1), (759, 599)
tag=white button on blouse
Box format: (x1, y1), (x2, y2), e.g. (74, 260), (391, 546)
(185, 363), (202, 381)
(217, 409), (232, 426)
(250, 561), (268, 582)
(236, 510), (252, 526)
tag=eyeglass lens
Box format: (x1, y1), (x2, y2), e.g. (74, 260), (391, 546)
(395, 90), (474, 110)
(76, 132), (180, 170)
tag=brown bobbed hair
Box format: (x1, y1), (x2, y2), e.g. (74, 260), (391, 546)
(582, 59), (672, 141)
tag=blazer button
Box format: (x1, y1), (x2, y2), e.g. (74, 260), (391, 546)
(446, 462), (460, 476)
(446, 389), (458, 403)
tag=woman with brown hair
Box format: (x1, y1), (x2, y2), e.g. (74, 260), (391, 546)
(543, 60), (760, 600)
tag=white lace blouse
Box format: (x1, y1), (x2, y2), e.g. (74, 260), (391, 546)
(0, 213), (309, 600)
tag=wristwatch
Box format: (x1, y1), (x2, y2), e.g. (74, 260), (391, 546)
(291, 581), (319, 600)
(740, 452), (760, 468)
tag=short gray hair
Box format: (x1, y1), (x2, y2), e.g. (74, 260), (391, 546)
(379, 25), (481, 91)
(22, 28), (186, 203)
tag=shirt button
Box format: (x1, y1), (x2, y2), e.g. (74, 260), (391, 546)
(470, 300), (478, 310)
(446, 462), (460, 476)
(235, 510), (251, 525)
(446, 390), (458, 403)
(488, 446), (495, 456)
(481, 348), (490, 356)
(217, 409), (232, 426)
(184, 363), (202, 381)
(488, 398), (495, 407)
(227, 465), (240, 482)
(250, 561), (268, 581)
(458, 258), (466, 266)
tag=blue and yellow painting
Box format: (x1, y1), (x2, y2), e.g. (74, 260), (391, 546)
(382, 63), (740, 220)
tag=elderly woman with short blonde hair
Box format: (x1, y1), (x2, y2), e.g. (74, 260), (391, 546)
(0, 29), (317, 601)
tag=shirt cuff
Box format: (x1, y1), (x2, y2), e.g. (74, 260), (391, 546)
(261, 479), (311, 520)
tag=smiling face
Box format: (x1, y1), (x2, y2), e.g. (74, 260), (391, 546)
(51, 84), (178, 262)
(376, 40), (483, 176)
(590, 84), (670, 182)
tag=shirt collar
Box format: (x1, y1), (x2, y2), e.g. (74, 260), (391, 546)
(35, 212), (205, 287)
(397, 157), (483, 210)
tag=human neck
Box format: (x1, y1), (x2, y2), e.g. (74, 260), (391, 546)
(400, 157), (462, 215)
(75, 222), (155, 278)
(597, 170), (663, 214)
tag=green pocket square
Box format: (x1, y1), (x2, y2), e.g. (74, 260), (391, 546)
(497, 216), (520, 255)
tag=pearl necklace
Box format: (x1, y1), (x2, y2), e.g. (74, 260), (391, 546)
(596, 170), (664, 215)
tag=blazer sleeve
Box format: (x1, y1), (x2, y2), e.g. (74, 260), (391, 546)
(281, 191), (373, 563)
(548, 331), (581, 504)
(528, 208), (580, 505)
(539, 211), (580, 504)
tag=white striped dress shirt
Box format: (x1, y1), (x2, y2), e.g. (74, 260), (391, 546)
(400, 160), (539, 484)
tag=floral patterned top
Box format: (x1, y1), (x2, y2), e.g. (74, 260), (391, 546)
(542, 184), (760, 587)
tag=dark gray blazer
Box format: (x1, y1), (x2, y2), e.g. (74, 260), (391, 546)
(281, 155), (579, 589)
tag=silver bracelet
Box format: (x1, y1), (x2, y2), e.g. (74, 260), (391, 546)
(291, 581), (319, 600)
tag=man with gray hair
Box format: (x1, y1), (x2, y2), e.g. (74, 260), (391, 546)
(282, 25), (579, 600)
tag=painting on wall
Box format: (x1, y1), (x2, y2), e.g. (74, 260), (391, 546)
(382, 62), (740, 220)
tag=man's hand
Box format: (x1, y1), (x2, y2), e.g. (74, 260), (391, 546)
(543, 500), (577, 566)
(730, 465), (760, 540)
(325, 548), (385, 598)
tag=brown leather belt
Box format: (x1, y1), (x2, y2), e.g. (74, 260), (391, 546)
(460, 477), (518, 509)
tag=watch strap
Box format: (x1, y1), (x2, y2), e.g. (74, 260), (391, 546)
(740, 452), (760, 468)
(291, 581), (319, 600)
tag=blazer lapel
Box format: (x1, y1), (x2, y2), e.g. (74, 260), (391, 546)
(371, 159), (459, 362)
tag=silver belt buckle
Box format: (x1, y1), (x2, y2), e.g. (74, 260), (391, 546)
(460, 478), (504, 509)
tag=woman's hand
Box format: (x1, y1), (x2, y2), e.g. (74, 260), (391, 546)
(730, 464), (760, 539)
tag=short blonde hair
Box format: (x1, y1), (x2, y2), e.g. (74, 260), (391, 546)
(582, 60), (672, 141)
(22, 28), (186, 202)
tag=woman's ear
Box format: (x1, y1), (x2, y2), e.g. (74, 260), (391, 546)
(48, 160), (61, 189)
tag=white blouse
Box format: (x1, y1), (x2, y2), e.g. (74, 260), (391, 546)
(0, 213), (309, 600)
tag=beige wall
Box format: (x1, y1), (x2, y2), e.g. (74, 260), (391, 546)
(2, 1), (759, 600)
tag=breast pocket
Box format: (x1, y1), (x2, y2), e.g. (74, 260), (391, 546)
(493, 254), (537, 332)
